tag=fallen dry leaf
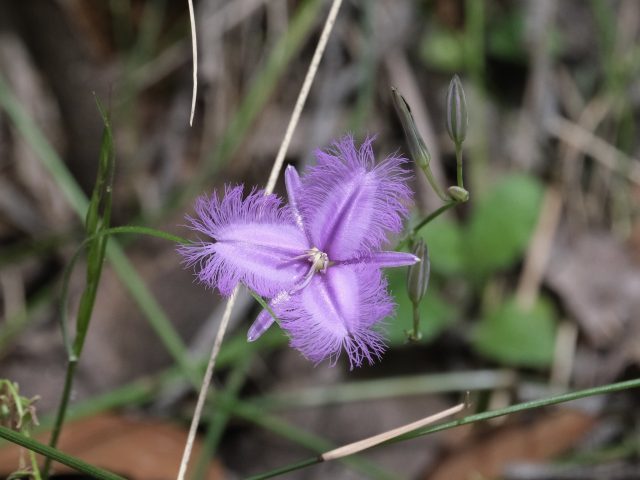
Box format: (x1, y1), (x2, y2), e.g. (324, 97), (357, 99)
(0, 413), (223, 479)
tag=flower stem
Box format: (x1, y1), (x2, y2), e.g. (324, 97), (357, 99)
(420, 164), (449, 202)
(399, 201), (459, 249)
(455, 142), (464, 189)
(414, 201), (458, 234)
(410, 304), (421, 341)
(42, 359), (77, 478)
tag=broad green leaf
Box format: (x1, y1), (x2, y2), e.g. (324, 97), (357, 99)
(473, 296), (557, 367)
(386, 269), (456, 345)
(464, 174), (543, 277)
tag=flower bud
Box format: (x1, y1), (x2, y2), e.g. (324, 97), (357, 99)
(447, 186), (469, 202)
(406, 238), (430, 305)
(445, 75), (468, 145)
(391, 87), (431, 168)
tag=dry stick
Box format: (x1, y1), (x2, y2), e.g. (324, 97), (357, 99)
(265, 0), (343, 193)
(514, 186), (563, 310)
(175, 1), (343, 479)
(321, 403), (465, 461)
(545, 114), (640, 186)
(187, 0), (197, 126)
(176, 288), (238, 480)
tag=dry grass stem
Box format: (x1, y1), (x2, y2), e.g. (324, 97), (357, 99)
(176, 1), (344, 478)
(265, 0), (343, 193)
(546, 114), (640, 186)
(515, 186), (563, 309)
(320, 402), (465, 461)
(187, 0), (197, 126)
(176, 287), (239, 480)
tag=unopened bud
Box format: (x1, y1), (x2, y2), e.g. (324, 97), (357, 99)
(406, 238), (430, 305)
(391, 87), (431, 168)
(447, 186), (469, 202)
(445, 75), (468, 145)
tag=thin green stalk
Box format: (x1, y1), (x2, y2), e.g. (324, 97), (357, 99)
(101, 225), (191, 245)
(412, 201), (458, 235)
(0, 425), (125, 480)
(455, 143), (464, 189)
(0, 75), (197, 385)
(247, 458), (319, 480)
(223, 399), (396, 480)
(419, 164), (449, 202)
(398, 201), (458, 249)
(411, 304), (421, 341)
(44, 102), (114, 479)
(250, 377), (640, 479)
(399, 377), (640, 440)
(43, 360), (77, 476)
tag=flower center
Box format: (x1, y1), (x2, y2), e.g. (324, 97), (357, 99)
(290, 247), (330, 293)
(306, 247), (329, 274)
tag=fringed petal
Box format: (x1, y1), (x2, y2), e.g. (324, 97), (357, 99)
(298, 135), (412, 260)
(179, 186), (309, 297)
(279, 265), (393, 369)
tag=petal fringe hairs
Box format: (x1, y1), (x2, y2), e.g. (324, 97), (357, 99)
(179, 135), (419, 368)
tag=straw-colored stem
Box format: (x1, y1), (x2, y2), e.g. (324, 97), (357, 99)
(176, 2), (343, 478)
(187, 0), (197, 126)
(175, 287), (238, 480)
(321, 403), (464, 461)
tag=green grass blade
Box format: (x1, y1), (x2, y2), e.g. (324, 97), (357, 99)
(250, 377), (640, 479)
(0, 425), (125, 480)
(0, 74), (197, 385)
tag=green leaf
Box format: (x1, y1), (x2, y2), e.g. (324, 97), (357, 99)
(386, 269), (456, 345)
(473, 296), (557, 367)
(419, 217), (465, 276)
(464, 174), (543, 277)
(420, 26), (465, 72)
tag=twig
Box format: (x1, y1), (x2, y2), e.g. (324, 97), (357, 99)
(187, 0), (197, 126)
(545, 114), (640, 186)
(176, 1), (343, 478)
(176, 288), (238, 480)
(321, 403), (465, 461)
(265, 0), (343, 193)
(515, 186), (563, 309)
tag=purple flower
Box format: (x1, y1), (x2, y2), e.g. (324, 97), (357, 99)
(180, 136), (418, 368)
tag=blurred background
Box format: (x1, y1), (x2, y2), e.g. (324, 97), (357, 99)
(0, 0), (639, 478)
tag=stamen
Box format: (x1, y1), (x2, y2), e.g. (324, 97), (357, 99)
(289, 247), (330, 293)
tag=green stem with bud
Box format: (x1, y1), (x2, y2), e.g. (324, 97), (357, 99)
(414, 201), (458, 233)
(410, 304), (422, 341)
(420, 164), (449, 202)
(455, 143), (464, 189)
